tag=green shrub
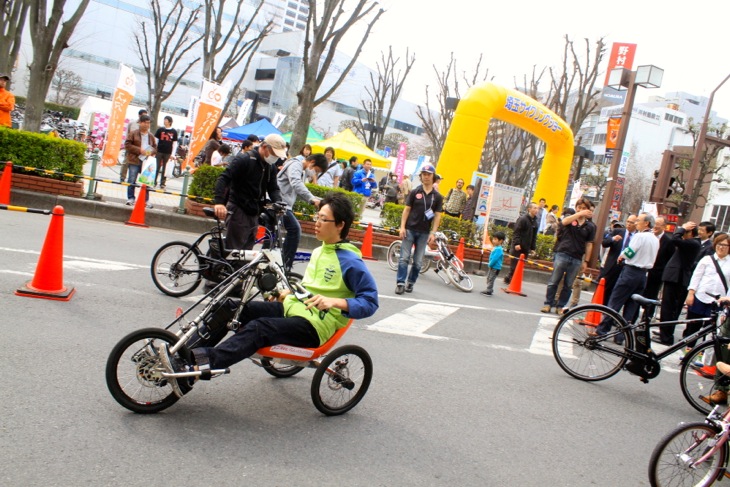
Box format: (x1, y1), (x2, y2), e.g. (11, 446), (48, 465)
(188, 165), (224, 203)
(293, 185), (365, 223)
(0, 127), (85, 181)
(380, 201), (478, 243)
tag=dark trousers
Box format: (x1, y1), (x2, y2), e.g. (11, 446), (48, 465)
(658, 281), (690, 344)
(192, 301), (320, 370)
(505, 249), (524, 281)
(224, 204), (258, 251)
(598, 263), (622, 306)
(596, 265), (647, 336)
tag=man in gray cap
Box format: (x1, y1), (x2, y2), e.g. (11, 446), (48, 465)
(0, 73), (15, 128)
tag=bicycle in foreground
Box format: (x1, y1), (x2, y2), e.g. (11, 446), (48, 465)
(385, 230), (473, 292)
(107, 246), (373, 416)
(551, 295), (730, 414)
(150, 202), (309, 296)
(649, 403), (730, 486)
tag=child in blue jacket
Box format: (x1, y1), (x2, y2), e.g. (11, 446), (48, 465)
(481, 232), (506, 296)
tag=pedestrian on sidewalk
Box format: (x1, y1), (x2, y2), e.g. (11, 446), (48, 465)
(481, 232), (505, 296)
(124, 114), (156, 207)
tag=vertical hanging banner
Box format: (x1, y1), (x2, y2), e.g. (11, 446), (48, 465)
(481, 165), (498, 250)
(102, 65), (137, 167)
(185, 80), (231, 169)
(394, 142), (407, 183)
(605, 117), (621, 163)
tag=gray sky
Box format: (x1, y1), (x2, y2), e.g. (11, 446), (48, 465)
(342, 0), (730, 120)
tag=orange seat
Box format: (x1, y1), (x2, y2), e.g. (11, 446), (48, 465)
(255, 319), (354, 361)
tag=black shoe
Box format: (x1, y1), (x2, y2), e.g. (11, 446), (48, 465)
(395, 283), (405, 295)
(651, 336), (673, 346)
(405, 282), (414, 293)
(480, 290), (493, 296)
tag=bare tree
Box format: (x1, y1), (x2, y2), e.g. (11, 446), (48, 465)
(415, 52), (491, 161)
(201, 0), (273, 121)
(356, 46), (415, 150)
(133, 0), (203, 130)
(0, 0), (29, 81)
(23, 0), (90, 132)
(51, 68), (82, 105)
(290, 0), (384, 155)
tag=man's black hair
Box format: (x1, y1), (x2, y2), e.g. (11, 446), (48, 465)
(320, 192), (354, 240)
(138, 108), (148, 115)
(247, 134), (260, 142)
(349, 156), (358, 164)
(138, 114), (151, 123)
(218, 144), (231, 155)
(305, 153), (328, 173)
(700, 221), (716, 236)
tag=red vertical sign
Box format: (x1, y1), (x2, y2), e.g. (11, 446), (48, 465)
(603, 43), (637, 86)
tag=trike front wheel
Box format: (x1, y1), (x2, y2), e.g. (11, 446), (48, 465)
(151, 241), (203, 297)
(261, 359), (305, 378)
(648, 421), (725, 487)
(552, 305), (631, 381)
(444, 257), (473, 292)
(311, 345), (372, 416)
(106, 328), (191, 414)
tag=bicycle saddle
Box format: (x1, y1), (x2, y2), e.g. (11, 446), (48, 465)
(631, 294), (660, 307)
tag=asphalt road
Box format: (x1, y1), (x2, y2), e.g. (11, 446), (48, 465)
(0, 209), (700, 486)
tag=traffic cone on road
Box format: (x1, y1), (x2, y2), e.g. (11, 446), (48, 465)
(0, 162), (12, 205)
(361, 223), (377, 260)
(582, 278), (606, 327)
(16, 205), (76, 301)
(126, 184), (149, 227)
(256, 225), (266, 241)
(455, 237), (465, 262)
(502, 254), (527, 297)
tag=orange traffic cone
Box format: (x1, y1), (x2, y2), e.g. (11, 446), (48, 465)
(502, 254), (527, 297)
(455, 237), (465, 262)
(126, 184), (149, 227)
(16, 205), (76, 301)
(0, 162), (12, 205)
(582, 278), (606, 327)
(256, 225), (266, 241)
(361, 222), (377, 260)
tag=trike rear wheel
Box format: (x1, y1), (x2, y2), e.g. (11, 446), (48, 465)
(386, 240), (429, 274)
(648, 422), (725, 487)
(311, 345), (372, 416)
(552, 305), (631, 381)
(106, 328), (191, 413)
(680, 341), (720, 415)
(261, 359), (305, 378)
(151, 241), (203, 296)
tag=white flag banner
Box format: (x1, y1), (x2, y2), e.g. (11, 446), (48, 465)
(271, 112), (286, 128)
(236, 99), (253, 126)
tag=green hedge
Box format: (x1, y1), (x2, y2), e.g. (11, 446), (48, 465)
(293, 185), (365, 222)
(13, 96), (81, 120)
(381, 201), (479, 244)
(0, 127), (85, 181)
(188, 165), (224, 203)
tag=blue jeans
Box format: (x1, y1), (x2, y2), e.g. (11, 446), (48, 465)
(281, 209), (300, 272)
(126, 163), (149, 201)
(544, 252), (582, 307)
(396, 229), (430, 285)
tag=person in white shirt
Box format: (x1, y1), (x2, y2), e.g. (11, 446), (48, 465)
(591, 212), (659, 342)
(316, 147), (342, 188)
(211, 144), (231, 166)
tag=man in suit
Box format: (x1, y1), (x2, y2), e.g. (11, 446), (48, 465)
(697, 221), (716, 262)
(598, 215), (637, 305)
(655, 221), (701, 345)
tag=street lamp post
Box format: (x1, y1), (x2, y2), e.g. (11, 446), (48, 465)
(589, 65), (663, 266)
(680, 73), (730, 218)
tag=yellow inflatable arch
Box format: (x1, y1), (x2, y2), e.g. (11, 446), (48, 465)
(437, 82), (574, 212)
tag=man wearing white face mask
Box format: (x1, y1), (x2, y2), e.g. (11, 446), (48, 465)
(213, 134), (286, 250)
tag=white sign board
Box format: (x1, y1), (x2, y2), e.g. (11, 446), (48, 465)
(488, 183), (524, 222)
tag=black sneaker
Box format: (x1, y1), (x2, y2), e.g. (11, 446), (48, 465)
(395, 283), (405, 295)
(480, 290), (493, 296)
(405, 282), (414, 293)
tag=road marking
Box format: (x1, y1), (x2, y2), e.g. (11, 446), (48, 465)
(378, 294), (545, 316)
(366, 303), (457, 339)
(0, 247), (147, 270)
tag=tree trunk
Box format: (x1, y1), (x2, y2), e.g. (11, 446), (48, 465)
(291, 83), (316, 155)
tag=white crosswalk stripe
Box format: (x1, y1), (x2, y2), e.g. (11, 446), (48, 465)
(366, 302), (457, 339)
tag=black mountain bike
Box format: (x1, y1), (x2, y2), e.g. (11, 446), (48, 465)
(551, 294), (730, 414)
(150, 203), (308, 297)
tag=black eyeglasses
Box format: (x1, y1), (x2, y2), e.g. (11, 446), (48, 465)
(313, 215), (336, 223)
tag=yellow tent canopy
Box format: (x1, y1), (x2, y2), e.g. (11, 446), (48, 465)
(310, 129), (391, 169)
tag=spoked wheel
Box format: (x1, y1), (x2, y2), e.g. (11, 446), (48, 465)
(261, 359), (305, 378)
(106, 328), (191, 414)
(680, 341), (722, 415)
(172, 164), (181, 178)
(386, 240), (401, 271)
(552, 305), (632, 381)
(386, 240), (429, 274)
(648, 422), (725, 487)
(151, 241), (203, 296)
(444, 257), (473, 292)
(311, 345), (372, 416)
